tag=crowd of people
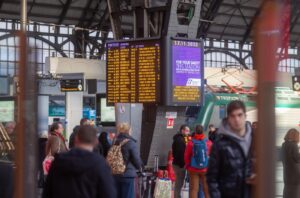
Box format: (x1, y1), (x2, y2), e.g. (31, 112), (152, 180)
(2, 100), (300, 198)
(172, 100), (256, 198)
(40, 120), (142, 198)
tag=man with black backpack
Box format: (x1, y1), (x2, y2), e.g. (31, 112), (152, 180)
(185, 125), (212, 198)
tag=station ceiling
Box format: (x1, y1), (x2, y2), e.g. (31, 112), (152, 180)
(0, 0), (299, 46)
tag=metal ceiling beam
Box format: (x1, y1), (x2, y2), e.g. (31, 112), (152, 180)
(5, 1), (100, 12)
(197, 0), (224, 38)
(78, 0), (94, 27)
(219, 8), (237, 40)
(86, 0), (102, 27)
(290, 9), (300, 33)
(58, 0), (72, 24)
(241, 1), (264, 46)
(0, 0), (5, 9)
(0, 10), (122, 25)
(221, 2), (258, 10)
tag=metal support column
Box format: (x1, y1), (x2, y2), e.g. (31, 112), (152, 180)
(21, 0), (27, 31)
(254, 1), (280, 198)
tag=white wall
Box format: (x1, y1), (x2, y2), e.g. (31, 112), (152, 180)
(46, 57), (106, 80)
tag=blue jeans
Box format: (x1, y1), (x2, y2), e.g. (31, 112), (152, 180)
(114, 177), (135, 198)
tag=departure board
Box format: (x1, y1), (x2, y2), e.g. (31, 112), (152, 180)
(106, 39), (161, 105)
(171, 39), (203, 106)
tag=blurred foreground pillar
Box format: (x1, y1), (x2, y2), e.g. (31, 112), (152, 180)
(254, 1), (281, 198)
(14, 32), (37, 198)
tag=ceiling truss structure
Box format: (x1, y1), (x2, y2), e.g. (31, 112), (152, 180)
(0, 0), (300, 62)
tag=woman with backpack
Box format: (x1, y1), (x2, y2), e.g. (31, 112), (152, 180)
(184, 125), (212, 198)
(107, 123), (142, 198)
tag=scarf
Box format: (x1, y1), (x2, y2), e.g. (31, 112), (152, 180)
(51, 132), (68, 150)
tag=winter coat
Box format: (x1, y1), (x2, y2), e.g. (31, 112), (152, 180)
(113, 133), (142, 178)
(42, 148), (117, 198)
(45, 133), (68, 156)
(282, 141), (300, 198)
(208, 130), (217, 143)
(0, 160), (13, 198)
(172, 134), (190, 168)
(184, 134), (212, 173)
(69, 125), (80, 149)
(206, 120), (253, 198)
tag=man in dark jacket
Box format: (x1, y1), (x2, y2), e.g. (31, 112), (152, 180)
(208, 124), (218, 143)
(43, 125), (117, 198)
(207, 100), (254, 198)
(69, 118), (89, 148)
(172, 124), (190, 198)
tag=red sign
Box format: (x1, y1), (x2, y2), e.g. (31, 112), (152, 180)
(167, 118), (174, 129)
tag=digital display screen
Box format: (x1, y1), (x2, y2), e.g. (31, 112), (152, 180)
(0, 101), (14, 122)
(60, 79), (84, 92)
(171, 39), (203, 105)
(106, 39), (161, 105)
(100, 98), (115, 122)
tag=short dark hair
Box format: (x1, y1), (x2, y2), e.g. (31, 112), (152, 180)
(50, 122), (62, 132)
(208, 124), (214, 129)
(180, 124), (188, 133)
(77, 125), (97, 144)
(227, 100), (246, 115)
(80, 118), (89, 126)
(195, 125), (204, 134)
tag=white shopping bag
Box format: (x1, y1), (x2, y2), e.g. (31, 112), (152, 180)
(154, 178), (172, 198)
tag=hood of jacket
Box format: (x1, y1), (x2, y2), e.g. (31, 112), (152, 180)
(193, 134), (206, 141)
(54, 148), (99, 175)
(218, 119), (252, 156)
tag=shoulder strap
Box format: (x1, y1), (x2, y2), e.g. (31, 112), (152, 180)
(120, 139), (130, 146)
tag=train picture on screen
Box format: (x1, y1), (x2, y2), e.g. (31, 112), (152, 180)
(106, 39), (161, 105)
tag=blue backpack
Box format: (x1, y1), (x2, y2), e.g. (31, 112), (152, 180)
(190, 138), (209, 169)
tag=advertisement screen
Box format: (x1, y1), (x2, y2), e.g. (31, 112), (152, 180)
(0, 101), (14, 122)
(171, 39), (203, 105)
(100, 98), (115, 122)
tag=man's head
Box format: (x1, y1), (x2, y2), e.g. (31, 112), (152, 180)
(75, 125), (98, 150)
(227, 100), (247, 132)
(208, 124), (215, 132)
(252, 122), (258, 129)
(50, 122), (64, 134)
(5, 121), (16, 135)
(180, 125), (190, 135)
(80, 118), (89, 126)
(195, 125), (204, 135)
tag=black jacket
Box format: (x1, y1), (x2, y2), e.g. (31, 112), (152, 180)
(172, 134), (186, 168)
(207, 134), (253, 198)
(208, 130), (218, 143)
(114, 133), (142, 178)
(68, 126), (80, 149)
(282, 141), (300, 198)
(42, 148), (117, 198)
(0, 160), (13, 198)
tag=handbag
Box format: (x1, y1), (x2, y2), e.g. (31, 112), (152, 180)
(42, 150), (54, 176)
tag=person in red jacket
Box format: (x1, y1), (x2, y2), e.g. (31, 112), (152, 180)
(185, 125), (212, 198)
